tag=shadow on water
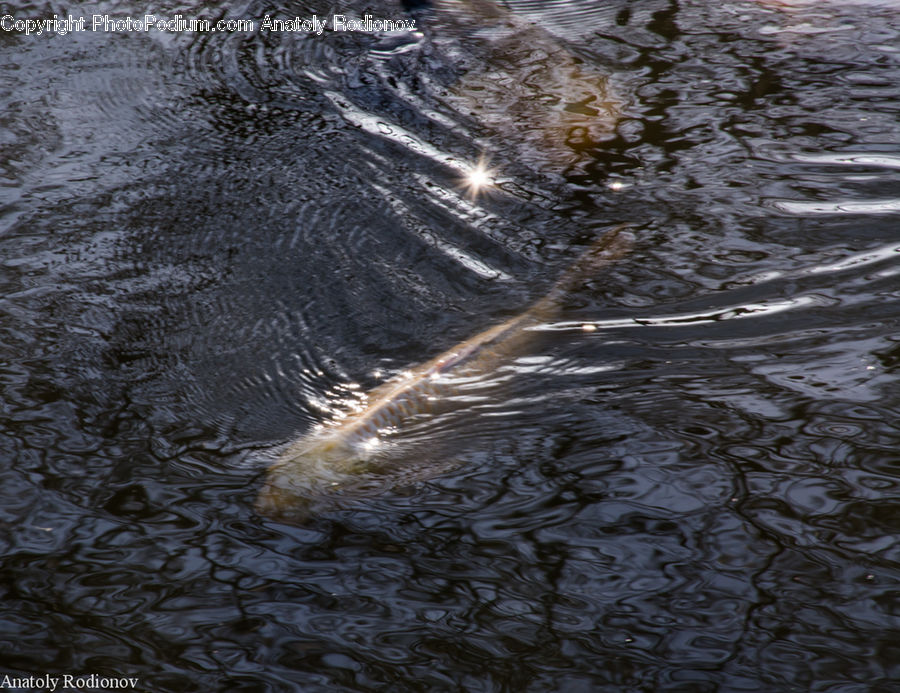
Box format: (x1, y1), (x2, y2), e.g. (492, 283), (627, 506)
(2, 0), (900, 690)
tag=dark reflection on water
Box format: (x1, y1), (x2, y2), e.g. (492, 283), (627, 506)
(3, 0), (900, 689)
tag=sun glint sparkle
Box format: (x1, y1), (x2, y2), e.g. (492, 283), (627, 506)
(461, 155), (498, 199)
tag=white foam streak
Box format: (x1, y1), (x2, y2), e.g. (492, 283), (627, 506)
(805, 241), (900, 274)
(323, 90), (475, 176)
(791, 152), (900, 169)
(371, 183), (510, 280)
(541, 296), (818, 332)
(772, 198), (900, 215)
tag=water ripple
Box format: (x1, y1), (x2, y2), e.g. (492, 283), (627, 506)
(4, 0), (900, 691)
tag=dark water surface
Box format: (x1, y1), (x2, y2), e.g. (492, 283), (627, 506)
(3, 0), (900, 689)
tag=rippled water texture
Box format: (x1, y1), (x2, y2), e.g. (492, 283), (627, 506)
(3, 0), (900, 689)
